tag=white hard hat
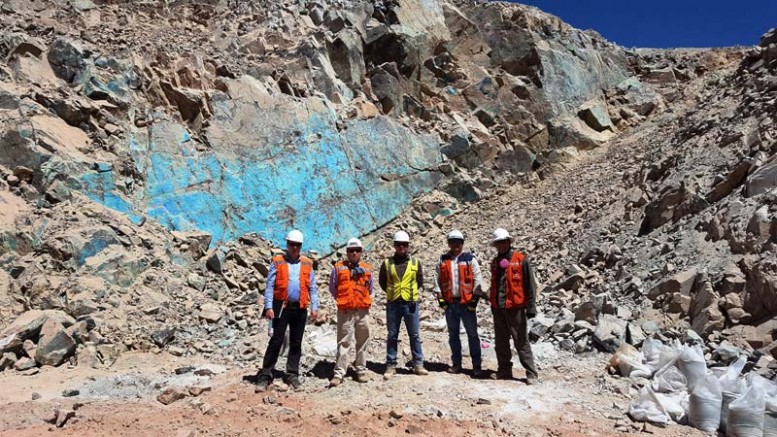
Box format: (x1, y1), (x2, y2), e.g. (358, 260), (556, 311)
(346, 238), (363, 249)
(286, 229), (304, 244)
(393, 231), (410, 243)
(492, 228), (511, 243)
(447, 230), (464, 241)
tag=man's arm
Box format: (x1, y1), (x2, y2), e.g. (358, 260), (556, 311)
(328, 266), (338, 298)
(309, 268), (319, 312)
(523, 257), (537, 315)
(471, 256), (484, 295)
(263, 261), (277, 311)
(378, 260), (388, 291)
(433, 259), (442, 296)
(416, 262), (424, 292)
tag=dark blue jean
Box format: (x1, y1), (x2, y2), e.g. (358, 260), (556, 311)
(445, 302), (482, 368)
(386, 301), (424, 366)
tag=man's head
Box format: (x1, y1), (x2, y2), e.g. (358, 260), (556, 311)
(393, 231), (410, 256)
(286, 229), (303, 259)
(492, 228), (512, 255)
(447, 229), (464, 256)
(345, 238), (363, 264)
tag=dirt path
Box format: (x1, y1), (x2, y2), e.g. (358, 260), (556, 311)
(0, 346), (704, 437)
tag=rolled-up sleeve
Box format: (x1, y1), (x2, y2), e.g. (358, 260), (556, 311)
(433, 261), (442, 295)
(329, 267), (338, 298)
(263, 261), (277, 310)
(472, 257), (484, 295)
(523, 257), (537, 311)
(310, 269), (319, 311)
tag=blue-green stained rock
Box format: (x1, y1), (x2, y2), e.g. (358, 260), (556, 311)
(75, 92), (442, 253)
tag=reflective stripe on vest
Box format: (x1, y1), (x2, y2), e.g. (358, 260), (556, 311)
(385, 257), (419, 302)
(272, 254), (313, 309)
(489, 251), (526, 309)
(439, 252), (475, 304)
(335, 260), (372, 310)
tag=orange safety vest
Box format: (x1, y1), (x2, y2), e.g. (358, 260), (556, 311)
(272, 254), (313, 308)
(334, 261), (372, 310)
(439, 252), (475, 304)
(490, 251), (526, 309)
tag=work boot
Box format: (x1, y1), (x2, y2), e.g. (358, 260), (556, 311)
(413, 365), (428, 376)
(383, 366), (396, 380)
(471, 367), (485, 379)
(285, 375), (302, 390)
(354, 373), (369, 383)
(489, 370), (511, 380)
(329, 377), (343, 388)
(446, 364), (461, 374)
(255, 374), (272, 392)
(526, 376), (539, 386)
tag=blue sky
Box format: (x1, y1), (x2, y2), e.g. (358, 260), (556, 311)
(507, 1), (777, 48)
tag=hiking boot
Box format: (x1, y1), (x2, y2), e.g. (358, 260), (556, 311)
(329, 377), (343, 388)
(285, 375), (302, 390)
(354, 373), (369, 383)
(526, 376), (539, 386)
(446, 364), (461, 374)
(471, 368), (485, 379)
(489, 370), (511, 380)
(383, 366), (396, 380)
(413, 365), (428, 376)
(255, 374), (272, 392)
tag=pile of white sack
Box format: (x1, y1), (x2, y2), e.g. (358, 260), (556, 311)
(611, 338), (777, 436)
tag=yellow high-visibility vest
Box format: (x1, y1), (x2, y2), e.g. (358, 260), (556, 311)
(385, 257), (420, 302)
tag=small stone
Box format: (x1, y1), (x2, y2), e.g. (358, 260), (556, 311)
(389, 409), (403, 419)
(188, 386), (211, 397)
(6, 175), (20, 186)
(62, 389), (79, 397)
(157, 387), (187, 405)
(54, 409), (75, 428)
(476, 398), (492, 405)
(14, 357), (36, 371)
(31, 392), (41, 400)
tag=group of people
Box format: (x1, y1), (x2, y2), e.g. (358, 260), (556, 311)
(254, 227), (539, 391)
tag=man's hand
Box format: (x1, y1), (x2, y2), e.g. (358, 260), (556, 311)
(526, 308), (537, 319)
(265, 309), (275, 320)
(466, 296), (479, 312)
(310, 310), (318, 321)
(437, 298), (448, 311)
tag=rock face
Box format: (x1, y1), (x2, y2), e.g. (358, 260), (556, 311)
(0, 0), (656, 255)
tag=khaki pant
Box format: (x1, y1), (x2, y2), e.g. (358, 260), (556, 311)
(334, 308), (370, 379)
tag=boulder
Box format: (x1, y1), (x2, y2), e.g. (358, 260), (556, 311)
(0, 310), (75, 354)
(47, 38), (90, 83)
(741, 258), (777, 321)
(747, 205), (772, 241)
(706, 160), (752, 203)
(639, 183), (709, 235)
(647, 268), (698, 300)
(746, 156), (777, 197)
(35, 319), (77, 367)
(0, 352), (16, 371)
(198, 304), (223, 323)
(592, 314), (627, 353)
(577, 100), (615, 133)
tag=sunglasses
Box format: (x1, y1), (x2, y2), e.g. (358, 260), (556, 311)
(347, 248), (362, 253)
(394, 242), (409, 247)
(288, 242), (302, 248)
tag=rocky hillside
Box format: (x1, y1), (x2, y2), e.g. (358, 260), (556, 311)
(0, 0), (774, 388)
